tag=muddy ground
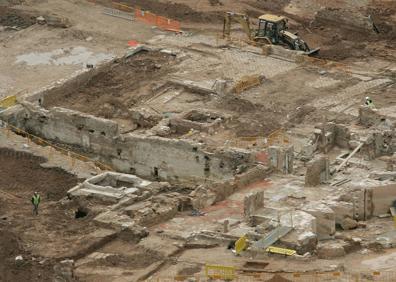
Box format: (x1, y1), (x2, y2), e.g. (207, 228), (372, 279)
(0, 148), (89, 281)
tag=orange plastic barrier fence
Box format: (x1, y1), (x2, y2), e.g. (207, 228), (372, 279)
(135, 9), (181, 32)
(129, 4), (181, 32)
(86, 0), (182, 32)
(157, 15), (181, 32)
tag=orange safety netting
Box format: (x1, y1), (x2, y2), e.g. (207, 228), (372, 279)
(88, 1), (181, 32)
(156, 15), (181, 32)
(135, 7), (181, 32)
(127, 40), (139, 47)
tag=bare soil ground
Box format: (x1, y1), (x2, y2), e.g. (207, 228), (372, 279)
(119, 0), (224, 23)
(0, 148), (92, 281)
(0, 6), (36, 28)
(0, 148), (79, 200)
(113, 0), (396, 62)
(0, 0), (156, 98)
(0, 0), (395, 281)
(43, 50), (176, 121)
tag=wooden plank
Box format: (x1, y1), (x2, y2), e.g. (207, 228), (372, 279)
(336, 142), (363, 172)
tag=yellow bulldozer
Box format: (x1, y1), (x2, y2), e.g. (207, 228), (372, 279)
(223, 12), (320, 55)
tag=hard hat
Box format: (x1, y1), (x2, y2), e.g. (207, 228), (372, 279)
(366, 96), (370, 100)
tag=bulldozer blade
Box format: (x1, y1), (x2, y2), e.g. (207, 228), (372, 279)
(305, 47), (320, 56)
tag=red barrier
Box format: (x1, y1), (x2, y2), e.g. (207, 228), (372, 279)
(128, 40), (139, 47)
(157, 16), (181, 32)
(93, 1), (182, 33)
(134, 6), (181, 32)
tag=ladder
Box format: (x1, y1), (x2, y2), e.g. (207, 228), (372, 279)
(251, 225), (293, 250)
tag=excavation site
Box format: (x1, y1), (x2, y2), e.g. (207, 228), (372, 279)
(1, 0), (396, 281)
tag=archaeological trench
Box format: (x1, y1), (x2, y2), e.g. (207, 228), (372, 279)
(1, 2), (396, 281)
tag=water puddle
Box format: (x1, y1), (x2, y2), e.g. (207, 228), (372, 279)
(15, 46), (114, 66)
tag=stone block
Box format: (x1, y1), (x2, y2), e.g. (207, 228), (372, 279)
(302, 202), (335, 237)
(244, 191), (264, 217)
(368, 184), (396, 216)
(297, 231), (318, 254)
(369, 171), (396, 181)
(340, 217), (358, 230)
(190, 186), (217, 209)
(130, 107), (162, 128)
(280, 231), (317, 255)
(334, 124), (351, 148)
(342, 237), (362, 253)
(278, 210), (317, 254)
(317, 242), (346, 259)
(327, 200), (354, 225)
(53, 259), (74, 282)
(305, 155), (330, 187)
(235, 164), (271, 189)
(359, 106), (383, 127)
(281, 210), (316, 233)
(268, 145), (294, 174)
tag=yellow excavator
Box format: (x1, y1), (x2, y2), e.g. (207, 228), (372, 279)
(223, 12), (320, 56)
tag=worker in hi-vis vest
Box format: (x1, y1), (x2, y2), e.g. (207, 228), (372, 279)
(365, 96), (375, 108)
(31, 192), (41, 216)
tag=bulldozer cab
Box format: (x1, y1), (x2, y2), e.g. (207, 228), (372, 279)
(256, 14), (287, 44)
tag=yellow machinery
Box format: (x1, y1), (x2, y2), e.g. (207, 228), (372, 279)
(223, 12), (320, 55)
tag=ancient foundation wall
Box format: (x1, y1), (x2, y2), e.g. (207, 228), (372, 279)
(368, 184), (396, 216)
(305, 155), (330, 187)
(0, 103), (253, 182)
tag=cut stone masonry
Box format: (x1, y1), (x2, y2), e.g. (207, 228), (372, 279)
(1, 102), (253, 182)
(268, 145), (294, 174)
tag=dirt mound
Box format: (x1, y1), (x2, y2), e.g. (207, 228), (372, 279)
(219, 96), (281, 136)
(0, 148), (79, 200)
(0, 7), (35, 28)
(367, 2), (396, 40)
(43, 50), (175, 121)
(265, 274), (292, 282)
(247, 0), (291, 13)
(309, 4), (396, 61)
(209, 0), (223, 6)
(119, 0), (223, 23)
